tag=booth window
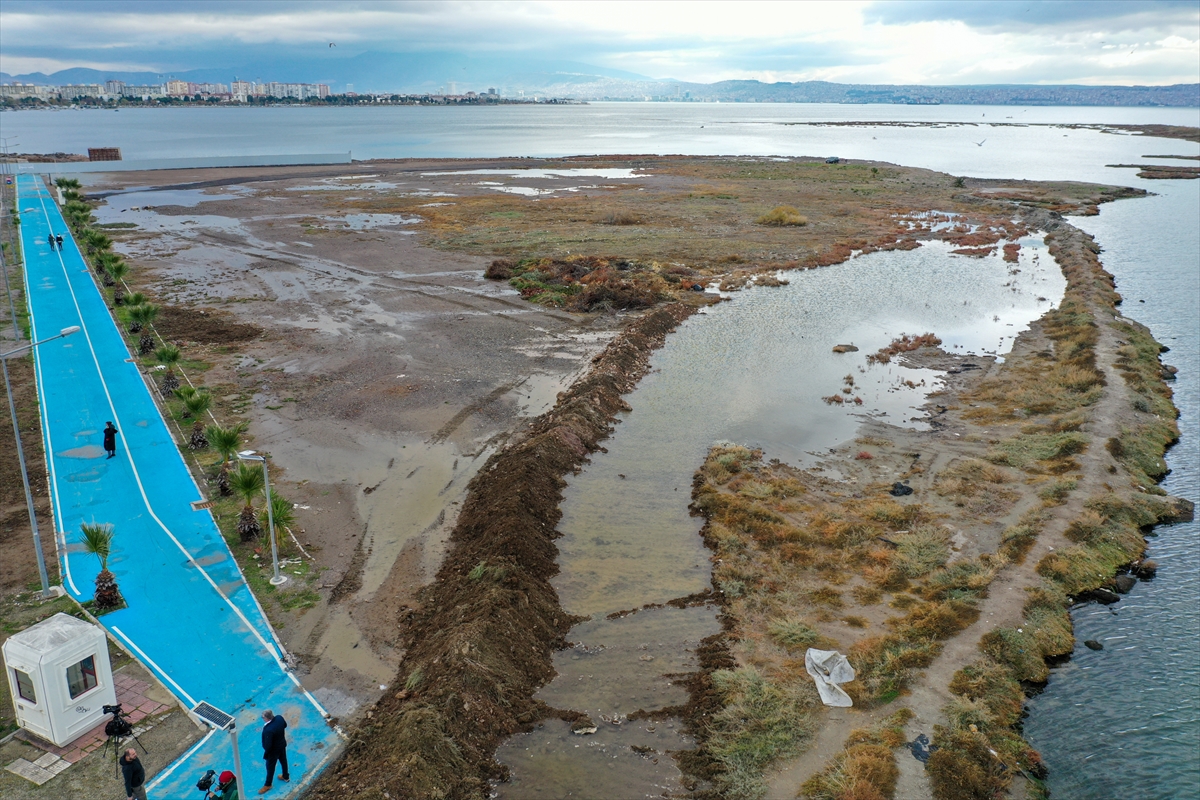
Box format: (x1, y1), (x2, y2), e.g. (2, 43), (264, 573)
(66, 655), (98, 699)
(13, 669), (36, 704)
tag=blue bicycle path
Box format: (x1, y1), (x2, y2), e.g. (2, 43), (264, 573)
(17, 175), (341, 797)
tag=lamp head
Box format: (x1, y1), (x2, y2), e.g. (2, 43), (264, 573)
(60, 325), (81, 337)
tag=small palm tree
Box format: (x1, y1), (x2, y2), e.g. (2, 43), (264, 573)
(156, 344), (181, 392)
(81, 229), (112, 257)
(56, 177), (82, 189)
(229, 463), (264, 541)
(184, 392), (211, 449)
(130, 304), (159, 354)
(207, 423), (246, 496)
(80, 522), (123, 611)
(125, 292), (146, 308)
(107, 260), (129, 302)
(259, 493), (295, 554)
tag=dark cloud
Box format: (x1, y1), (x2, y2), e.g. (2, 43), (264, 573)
(865, 0), (1199, 30)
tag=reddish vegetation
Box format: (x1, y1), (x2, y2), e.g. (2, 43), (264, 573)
(308, 305), (697, 800)
(952, 246), (994, 257)
(1003, 242), (1021, 262)
(855, 451), (874, 460)
(866, 332), (944, 365)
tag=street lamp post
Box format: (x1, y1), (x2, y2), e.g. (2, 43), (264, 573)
(1, 325), (82, 599)
(236, 450), (286, 586)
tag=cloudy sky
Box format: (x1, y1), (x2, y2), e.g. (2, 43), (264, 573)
(1, 0), (1197, 85)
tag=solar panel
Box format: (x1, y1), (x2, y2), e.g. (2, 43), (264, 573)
(192, 702), (235, 730)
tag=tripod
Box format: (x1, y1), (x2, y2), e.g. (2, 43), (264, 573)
(100, 710), (150, 778)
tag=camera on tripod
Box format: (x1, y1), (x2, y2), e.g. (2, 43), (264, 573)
(197, 769), (216, 792)
(103, 703), (134, 738)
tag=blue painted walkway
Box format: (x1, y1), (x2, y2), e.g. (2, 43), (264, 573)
(16, 175), (340, 797)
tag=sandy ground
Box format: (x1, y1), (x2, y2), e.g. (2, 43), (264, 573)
(79, 161), (625, 722)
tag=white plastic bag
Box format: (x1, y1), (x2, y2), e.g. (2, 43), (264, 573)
(805, 648), (856, 707)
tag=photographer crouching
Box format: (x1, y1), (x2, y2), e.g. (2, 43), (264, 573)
(197, 768), (240, 799)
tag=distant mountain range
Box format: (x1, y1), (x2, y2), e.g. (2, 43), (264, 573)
(2, 51), (1197, 106)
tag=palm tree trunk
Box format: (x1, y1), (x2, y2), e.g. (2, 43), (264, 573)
(94, 569), (123, 610)
(189, 420), (208, 450)
(237, 505), (262, 541)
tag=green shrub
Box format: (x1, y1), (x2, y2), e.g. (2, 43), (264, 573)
(755, 205), (807, 226)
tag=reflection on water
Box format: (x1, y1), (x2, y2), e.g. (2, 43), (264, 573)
(497, 235), (1064, 795)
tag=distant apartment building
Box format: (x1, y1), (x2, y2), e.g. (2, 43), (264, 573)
(104, 80), (125, 96)
(122, 84), (164, 99)
(253, 82), (330, 99)
(60, 84), (103, 99)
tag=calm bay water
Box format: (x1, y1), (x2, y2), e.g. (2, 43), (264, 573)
(6, 103), (1197, 796)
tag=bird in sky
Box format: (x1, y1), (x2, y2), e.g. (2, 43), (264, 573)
(329, 42), (336, 47)
(974, 139), (987, 147)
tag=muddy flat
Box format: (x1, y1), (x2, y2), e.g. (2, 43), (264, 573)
(61, 156), (1187, 800)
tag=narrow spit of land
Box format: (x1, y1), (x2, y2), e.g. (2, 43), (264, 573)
(38, 155), (1187, 800)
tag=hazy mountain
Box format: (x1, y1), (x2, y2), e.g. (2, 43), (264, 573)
(3, 53), (1196, 106)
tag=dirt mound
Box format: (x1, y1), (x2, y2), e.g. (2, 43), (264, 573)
(308, 304), (696, 800)
(485, 256), (695, 311)
(153, 306), (262, 344)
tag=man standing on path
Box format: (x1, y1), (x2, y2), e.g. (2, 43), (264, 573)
(103, 421), (118, 458)
(120, 747), (147, 800)
(55, 233), (63, 251)
(259, 709), (290, 794)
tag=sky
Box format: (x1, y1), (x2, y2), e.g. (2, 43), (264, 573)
(1, 0), (1198, 85)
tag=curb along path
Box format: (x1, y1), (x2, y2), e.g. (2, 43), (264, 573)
(16, 175), (340, 797)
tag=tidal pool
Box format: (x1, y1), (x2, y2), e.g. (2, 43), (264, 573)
(495, 235), (1065, 796)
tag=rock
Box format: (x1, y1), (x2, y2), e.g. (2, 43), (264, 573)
(1084, 640), (1104, 651)
(1089, 588), (1121, 605)
(1162, 364), (1178, 381)
(1158, 496), (1194, 523)
(1134, 559), (1158, 579)
(832, 344), (859, 353)
(1114, 575), (1137, 594)
(691, 283), (706, 292)
(572, 726), (598, 736)
(889, 482), (914, 497)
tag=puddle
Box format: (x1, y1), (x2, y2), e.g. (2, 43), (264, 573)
(498, 233), (1065, 793)
(321, 213), (421, 231)
(422, 168), (645, 179)
(59, 444), (105, 459)
(315, 606), (395, 685)
(286, 179), (400, 192)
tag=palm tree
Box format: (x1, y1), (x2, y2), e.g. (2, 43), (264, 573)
(259, 493), (295, 554)
(207, 423), (246, 496)
(128, 304), (159, 354)
(184, 392), (211, 449)
(107, 260), (129, 305)
(81, 229), (112, 257)
(229, 463), (264, 541)
(55, 177), (82, 190)
(80, 522), (123, 611)
(156, 344), (181, 392)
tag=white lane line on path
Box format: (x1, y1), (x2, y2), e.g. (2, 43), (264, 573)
(22, 198), (81, 597)
(26, 180), (284, 662)
(146, 728), (216, 791)
(26, 178), (331, 723)
(111, 625), (198, 707)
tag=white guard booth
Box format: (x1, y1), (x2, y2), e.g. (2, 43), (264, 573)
(2, 613), (117, 746)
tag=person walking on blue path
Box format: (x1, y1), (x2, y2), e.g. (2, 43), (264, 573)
(103, 421), (118, 458)
(259, 709), (290, 794)
(55, 233), (63, 251)
(47, 233), (54, 250)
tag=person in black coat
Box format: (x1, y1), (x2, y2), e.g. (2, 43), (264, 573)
(259, 709), (290, 793)
(103, 421), (118, 458)
(120, 748), (147, 800)
(55, 234), (63, 251)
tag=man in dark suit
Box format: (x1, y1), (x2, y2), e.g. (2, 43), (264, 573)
(258, 709), (290, 794)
